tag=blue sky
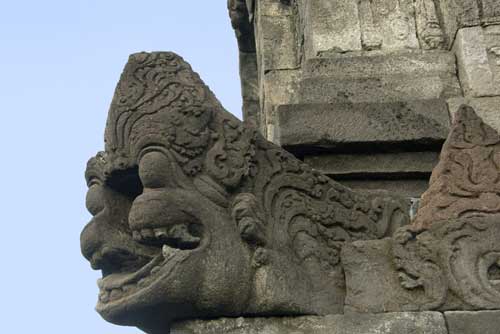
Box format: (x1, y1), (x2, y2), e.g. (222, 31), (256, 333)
(0, 1), (241, 333)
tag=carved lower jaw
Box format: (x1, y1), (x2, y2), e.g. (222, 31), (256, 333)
(95, 238), (205, 316)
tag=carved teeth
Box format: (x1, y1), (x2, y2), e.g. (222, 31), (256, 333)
(162, 244), (179, 259)
(97, 278), (104, 289)
(109, 288), (123, 300)
(132, 230), (142, 241)
(132, 224), (201, 249)
(97, 254), (167, 304)
(99, 290), (110, 303)
(140, 229), (154, 239)
(169, 224), (201, 247)
(154, 228), (168, 239)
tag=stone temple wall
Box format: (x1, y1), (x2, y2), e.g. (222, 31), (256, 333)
(229, 0), (500, 200)
(80, 3), (500, 333)
(170, 104), (500, 334)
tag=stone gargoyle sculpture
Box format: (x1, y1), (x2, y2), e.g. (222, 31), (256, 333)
(80, 52), (408, 333)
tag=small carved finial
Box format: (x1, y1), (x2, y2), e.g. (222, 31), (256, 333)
(412, 105), (500, 231)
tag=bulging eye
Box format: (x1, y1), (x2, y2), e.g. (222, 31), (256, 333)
(139, 151), (170, 189)
(86, 184), (105, 215)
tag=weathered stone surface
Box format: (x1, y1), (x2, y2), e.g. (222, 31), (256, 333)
(228, 0), (256, 53)
(300, 0), (445, 56)
(453, 26), (500, 98)
(392, 107), (500, 311)
(437, 0), (500, 47)
(445, 311), (500, 334)
(277, 100), (450, 151)
(341, 179), (430, 198)
(257, 0), (291, 17)
(255, 1), (298, 71)
(341, 107), (500, 313)
(261, 69), (301, 141)
(342, 239), (417, 313)
(304, 51), (456, 80)
(299, 74), (461, 104)
(80, 52), (411, 333)
(171, 312), (447, 334)
(412, 105), (500, 230)
(357, 0), (422, 52)
(228, 0), (258, 124)
(305, 152), (439, 178)
(304, 150), (435, 203)
(484, 24), (500, 93)
(482, 2), (500, 25)
(303, 0), (362, 58)
(239, 51), (260, 126)
(448, 96), (500, 133)
(229, 0), (466, 203)
(344, 215), (500, 312)
(414, 0), (446, 49)
(437, 0), (481, 48)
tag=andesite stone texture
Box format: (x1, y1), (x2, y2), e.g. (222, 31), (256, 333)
(305, 152), (439, 179)
(78, 1), (500, 332)
(277, 100), (450, 151)
(81, 52), (410, 334)
(341, 179), (431, 199)
(412, 105), (500, 231)
(342, 238), (414, 313)
(445, 311), (500, 334)
(438, 0), (500, 48)
(341, 106), (500, 313)
(297, 74), (461, 105)
(303, 51), (456, 79)
(171, 312), (447, 334)
(453, 26), (500, 98)
(81, 50), (500, 334)
(448, 96), (500, 134)
(229, 0), (500, 198)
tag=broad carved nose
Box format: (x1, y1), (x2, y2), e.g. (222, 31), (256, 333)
(80, 218), (99, 266)
(80, 214), (117, 269)
(81, 210), (157, 273)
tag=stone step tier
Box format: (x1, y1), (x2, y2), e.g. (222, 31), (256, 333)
(298, 52), (460, 104)
(275, 100), (450, 197)
(263, 50), (462, 198)
(172, 311), (500, 334)
(303, 51), (456, 80)
(298, 73), (461, 104)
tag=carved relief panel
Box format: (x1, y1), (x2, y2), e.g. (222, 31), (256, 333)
(485, 25), (500, 72)
(357, 0), (444, 51)
(359, 0), (418, 50)
(414, 0), (445, 49)
(453, 25), (500, 97)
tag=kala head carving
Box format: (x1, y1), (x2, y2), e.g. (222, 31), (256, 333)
(81, 52), (408, 333)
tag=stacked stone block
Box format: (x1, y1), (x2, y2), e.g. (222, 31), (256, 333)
(230, 0), (500, 200)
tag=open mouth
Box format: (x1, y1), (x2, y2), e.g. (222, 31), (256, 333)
(96, 222), (204, 306)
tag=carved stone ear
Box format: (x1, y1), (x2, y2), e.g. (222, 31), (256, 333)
(231, 193), (267, 247)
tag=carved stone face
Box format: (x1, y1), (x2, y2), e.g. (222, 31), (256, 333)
(80, 52), (257, 332)
(81, 52), (409, 333)
(82, 151), (253, 331)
